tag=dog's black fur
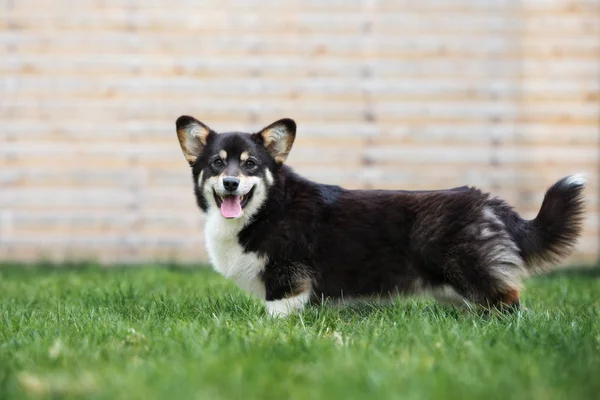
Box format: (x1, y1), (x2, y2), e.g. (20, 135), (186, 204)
(241, 169), (583, 306)
(176, 116), (586, 312)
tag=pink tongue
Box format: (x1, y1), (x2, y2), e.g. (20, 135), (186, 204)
(220, 195), (242, 218)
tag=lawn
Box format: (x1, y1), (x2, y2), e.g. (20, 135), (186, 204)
(0, 264), (599, 400)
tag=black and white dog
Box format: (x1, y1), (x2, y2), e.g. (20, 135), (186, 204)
(175, 116), (585, 317)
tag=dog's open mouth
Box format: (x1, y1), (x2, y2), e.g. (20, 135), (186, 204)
(213, 187), (255, 219)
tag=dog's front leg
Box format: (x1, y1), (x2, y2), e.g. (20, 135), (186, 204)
(264, 276), (312, 318)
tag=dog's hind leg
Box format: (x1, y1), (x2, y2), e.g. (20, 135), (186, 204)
(496, 287), (522, 313)
(431, 284), (471, 309)
(440, 206), (527, 313)
(441, 240), (525, 314)
(442, 261), (523, 313)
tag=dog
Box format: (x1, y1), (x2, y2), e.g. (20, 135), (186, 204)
(175, 116), (585, 317)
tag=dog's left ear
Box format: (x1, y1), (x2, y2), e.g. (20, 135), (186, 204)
(256, 118), (296, 164)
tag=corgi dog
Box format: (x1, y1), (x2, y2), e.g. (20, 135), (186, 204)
(175, 116), (585, 317)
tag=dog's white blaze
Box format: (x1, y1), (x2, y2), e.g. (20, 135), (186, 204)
(266, 291), (311, 317)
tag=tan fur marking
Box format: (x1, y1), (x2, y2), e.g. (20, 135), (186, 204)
(500, 288), (520, 305)
(240, 151), (249, 162)
(219, 150), (227, 160)
(284, 280), (312, 298)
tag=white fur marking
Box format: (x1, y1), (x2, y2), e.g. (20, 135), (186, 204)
(432, 285), (470, 308)
(565, 174), (586, 186)
(482, 207), (503, 227)
(480, 227), (495, 239)
(204, 211), (267, 298)
(200, 169), (271, 298)
(487, 247), (525, 290)
(481, 207), (526, 290)
(266, 291), (311, 317)
(219, 150), (227, 160)
(240, 151), (249, 162)
(265, 169), (274, 186)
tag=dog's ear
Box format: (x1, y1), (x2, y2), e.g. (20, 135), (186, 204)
(175, 115), (212, 165)
(256, 118), (296, 164)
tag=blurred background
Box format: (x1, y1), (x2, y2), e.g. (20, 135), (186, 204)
(0, 0), (598, 266)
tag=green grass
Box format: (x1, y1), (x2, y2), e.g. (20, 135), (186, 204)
(1, 265), (599, 400)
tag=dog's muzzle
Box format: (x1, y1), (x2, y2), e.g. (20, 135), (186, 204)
(213, 177), (255, 219)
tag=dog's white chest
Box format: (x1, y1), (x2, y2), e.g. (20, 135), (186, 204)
(204, 212), (267, 298)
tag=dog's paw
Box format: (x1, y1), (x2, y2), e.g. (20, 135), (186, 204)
(265, 300), (296, 318)
(265, 292), (310, 318)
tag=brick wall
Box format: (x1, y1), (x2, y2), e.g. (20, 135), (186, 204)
(1, 0), (598, 265)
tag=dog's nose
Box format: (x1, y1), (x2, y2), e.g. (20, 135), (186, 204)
(223, 177), (240, 192)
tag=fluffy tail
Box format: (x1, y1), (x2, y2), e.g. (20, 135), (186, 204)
(516, 175), (586, 271)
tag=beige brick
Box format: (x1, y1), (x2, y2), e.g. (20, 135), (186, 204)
(0, 0), (598, 265)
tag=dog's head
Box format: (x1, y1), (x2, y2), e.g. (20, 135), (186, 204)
(175, 116), (296, 220)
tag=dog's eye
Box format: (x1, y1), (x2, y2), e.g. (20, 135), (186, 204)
(211, 158), (224, 169)
(244, 159), (256, 168)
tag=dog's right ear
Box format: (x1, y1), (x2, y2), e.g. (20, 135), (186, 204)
(175, 115), (212, 166)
